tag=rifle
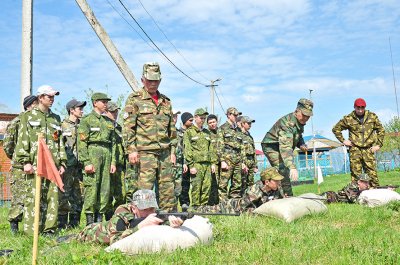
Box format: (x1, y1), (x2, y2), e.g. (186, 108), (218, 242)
(376, 185), (399, 189)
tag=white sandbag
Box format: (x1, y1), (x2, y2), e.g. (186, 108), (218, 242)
(358, 189), (400, 208)
(105, 215), (213, 254)
(253, 193), (328, 222)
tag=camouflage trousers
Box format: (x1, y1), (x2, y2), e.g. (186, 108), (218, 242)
(218, 155), (242, 200)
(125, 164), (138, 201)
(349, 146), (379, 187)
(23, 175), (59, 235)
(208, 164), (220, 205)
(196, 197), (253, 214)
(58, 165), (83, 216)
(8, 168), (30, 222)
(241, 171), (255, 197)
(173, 164), (183, 199)
(137, 149), (176, 211)
(262, 144), (293, 196)
(179, 170), (191, 206)
(190, 162), (212, 207)
(110, 166), (126, 210)
(82, 145), (112, 215)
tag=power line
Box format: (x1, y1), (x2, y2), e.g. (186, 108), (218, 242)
(117, 0), (208, 86)
(213, 87), (226, 114)
(136, 0), (210, 82)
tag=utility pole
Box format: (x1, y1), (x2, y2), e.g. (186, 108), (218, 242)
(205, 78), (221, 114)
(20, 0), (33, 111)
(75, 0), (140, 91)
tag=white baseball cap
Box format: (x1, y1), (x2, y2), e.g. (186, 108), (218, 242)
(37, 85), (60, 96)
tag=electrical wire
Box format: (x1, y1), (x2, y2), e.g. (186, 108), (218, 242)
(213, 87), (226, 114)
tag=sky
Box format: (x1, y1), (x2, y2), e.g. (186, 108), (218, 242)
(1, 0), (400, 146)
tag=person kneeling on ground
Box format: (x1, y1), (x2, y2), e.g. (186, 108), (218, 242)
(77, 189), (183, 245)
(321, 173), (370, 203)
(195, 167), (285, 214)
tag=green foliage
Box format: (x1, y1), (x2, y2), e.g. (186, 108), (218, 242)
(0, 172), (399, 264)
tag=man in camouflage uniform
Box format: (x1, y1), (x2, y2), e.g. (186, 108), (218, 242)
(78, 92), (116, 225)
(195, 167), (284, 214)
(105, 101), (126, 217)
(59, 99), (87, 229)
(171, 110), (183, 202)
(183, 108), (217, 207)
(14, 85), (67, 235)
(261, 99), (313, 196)
(123, 62), (177, 212)
(322, 173), (370, 203)
(240, 116), (258, 195)
(332, 98), (385, 187)
(207, 114), (219, 205)
(4, 95), (38, 233)
(77, 189), (183, 245)
(217, 107), (245, 200)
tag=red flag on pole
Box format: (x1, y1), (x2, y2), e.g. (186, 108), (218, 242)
(36, 137), (65, 192)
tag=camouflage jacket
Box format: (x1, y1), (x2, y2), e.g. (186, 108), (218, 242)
(336, 182), (362, 203)
(242, 130), (257, 168)
(77, 110), (116, 167)
(261, 112), (305, 169)
(122, 88), (176, 154)
(3, 115), (21, 164)
(183, 125), (217, 166)
(61, 118), (80, 167)
(209, 128), (218, 150)
(14, 107), (67, 168)
(175, 126), (186, 166)
(217, 121), (245, 163)
(332, 110), (385, 148)
(77, 204), (139, 245)
(114, 122), (126, 168)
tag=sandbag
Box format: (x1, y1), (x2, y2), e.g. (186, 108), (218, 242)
(105, 215), (213, 254)
(358, 189), (400, 208)
(253, 193), (328, 222)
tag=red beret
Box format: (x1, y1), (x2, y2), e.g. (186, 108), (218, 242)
(354, 98), (366, 108)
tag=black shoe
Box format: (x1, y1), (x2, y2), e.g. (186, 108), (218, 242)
(58, 214), (69, 230)
(86, 213), (94, 226)
(69, 213), (80, 228)
(181, 204), (189, 212)
(42, 230), (56, 237)
(105, 211), (113, 221)
(95, 212), (103, 223)
(10, 221), (19, 234)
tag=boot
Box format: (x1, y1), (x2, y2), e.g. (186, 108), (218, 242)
(95, 212), (103, 223)
(86, 213), (94, 226)
(10, 221), (19, 234)
(69, 213), (80, 228)
(58, 214), (69, 230)
(105, 211), (113, 221)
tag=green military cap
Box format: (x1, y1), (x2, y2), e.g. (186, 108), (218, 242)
(260, 167), (284, 181)
(297, 98), (314, 116)
(142, 62), (162, 81)
(91, 92), (111, 102)
(226, 107), (242, 116)
(241, 116), (255, 123)
(194, 108), (209, 116)
(358, 173), (370, 182)
(129, 189), (159, 210)
(107, 101), (120, 112)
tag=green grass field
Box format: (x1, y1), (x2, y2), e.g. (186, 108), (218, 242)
(1, 171), (399, 264)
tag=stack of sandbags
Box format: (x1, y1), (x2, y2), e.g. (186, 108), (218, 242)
(253, 193), (328, 222)
(358, 189), (400, 207)
(105, 215), (213, 254)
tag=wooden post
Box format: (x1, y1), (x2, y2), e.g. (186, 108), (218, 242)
(21, 0), (33, 111)
(75, 0), (140, 92)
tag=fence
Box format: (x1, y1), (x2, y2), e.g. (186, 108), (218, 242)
(0, 172), (11, 206)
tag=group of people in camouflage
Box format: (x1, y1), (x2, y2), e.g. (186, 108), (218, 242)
(3, 61), (388, 241)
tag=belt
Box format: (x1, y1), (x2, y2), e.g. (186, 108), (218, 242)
(89, 142), (111, 147)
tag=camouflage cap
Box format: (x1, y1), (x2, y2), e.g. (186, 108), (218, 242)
(107, 101), (120, 112)
(260, 167), (284, 181)
(129, 189), (159, 210)
(194, 108), (209, 116)
(297, 98), (313, 116)
(226, 107), (242, 116)
(241, 116), (255, 123)
(142, 62), (162, 81)
(358, 173), (370, 182)
(91, 92), (111, 102)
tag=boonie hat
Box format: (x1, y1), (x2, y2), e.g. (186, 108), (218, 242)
(143, 62), (162, 81)
(130, 189), (159, 210)
(107, 101), (120, 112)
(194, 108), (209, 116)
(226, 107), (242, 116)
(260, 167), (284, 181)
(91, 92), (111, 102)
(23, 95), (38, 110)
(297, 98), (313, 116)
(358, 173), (370, 182)
(241, 116), (255, 123)
(66, 99), (87, 112)
(354, 98), (366, 108)
(37, 85), (60, 96)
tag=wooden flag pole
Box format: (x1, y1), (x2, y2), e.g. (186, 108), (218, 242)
(32, 134), (43, 265)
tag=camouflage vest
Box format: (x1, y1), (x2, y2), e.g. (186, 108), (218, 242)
(3, 115), (21, 160)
